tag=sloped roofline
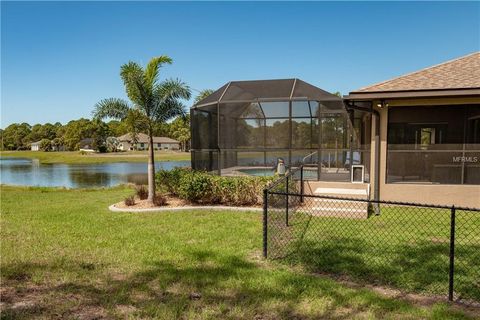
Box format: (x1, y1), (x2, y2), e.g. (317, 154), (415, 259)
(350, 51), (480, 94)
(193, 78), (341, 108)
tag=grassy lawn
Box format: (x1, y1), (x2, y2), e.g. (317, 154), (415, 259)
(1, 186), (476, 319)
(0, 150), (190, 164)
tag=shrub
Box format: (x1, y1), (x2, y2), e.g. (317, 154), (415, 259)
(178, 171), (216, 203)
(124, 196), (136, 206)
(135, 185), (148, 200)
(97, 145), (108, 153)
(155, 168), (274, 206)
(153, 193), (167, 206)
(213, 176), (271, 206)
(156, 167), (191, 195)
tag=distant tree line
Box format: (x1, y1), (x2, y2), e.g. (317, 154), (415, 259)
(0, 115), (191, 152)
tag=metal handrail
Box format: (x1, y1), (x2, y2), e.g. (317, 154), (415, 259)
(266, 165), (303, 190)
(302, 151), (318, 164)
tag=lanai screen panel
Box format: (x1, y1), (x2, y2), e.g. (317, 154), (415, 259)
(191, 103), (218, 171)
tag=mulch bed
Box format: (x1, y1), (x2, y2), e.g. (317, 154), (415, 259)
(113, 194), (262, 210)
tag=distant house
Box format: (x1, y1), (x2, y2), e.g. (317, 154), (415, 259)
(79, 138), (95, 152)
(117, 133), (180, 151)
(52, 144), (65, 152)
(31, 141), (41, 151)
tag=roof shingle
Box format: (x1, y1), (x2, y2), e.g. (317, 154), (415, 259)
(352, 52), (480, 93)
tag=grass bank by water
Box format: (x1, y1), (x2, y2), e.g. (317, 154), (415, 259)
(0, 150), (190, 164)
(0, 186), (475, 319)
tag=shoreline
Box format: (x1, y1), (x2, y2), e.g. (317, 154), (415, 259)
(0, 150), (191, 164)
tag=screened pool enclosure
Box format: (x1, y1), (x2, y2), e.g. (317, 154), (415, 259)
(191, 79), (372, 182)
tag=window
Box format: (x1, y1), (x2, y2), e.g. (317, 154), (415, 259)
(387, 105), (480, 184)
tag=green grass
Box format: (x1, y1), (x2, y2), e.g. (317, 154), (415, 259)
(0, 186), (476, 319)
(0, 150), (190, 164)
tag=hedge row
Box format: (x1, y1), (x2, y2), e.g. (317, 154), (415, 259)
(155, 168), (275, 206)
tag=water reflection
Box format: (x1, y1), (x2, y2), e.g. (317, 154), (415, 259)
(0, 158), (190, 188)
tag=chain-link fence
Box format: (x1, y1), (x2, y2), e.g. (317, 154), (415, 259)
(263, 166), (480, 306)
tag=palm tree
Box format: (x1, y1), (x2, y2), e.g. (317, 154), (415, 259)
(194, 89), (214, 105)
(93, 56), (191, 203)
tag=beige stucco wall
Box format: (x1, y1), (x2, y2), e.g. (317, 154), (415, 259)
(119, 142), (132, 151)
(161, 143), (180, 150)
(372, 98), (480, 208)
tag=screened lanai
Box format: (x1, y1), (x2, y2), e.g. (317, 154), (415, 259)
(191, 79), (372, 182)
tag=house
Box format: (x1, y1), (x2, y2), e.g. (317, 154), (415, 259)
(31, 141), (41, 151)
(79, 138), (95, 152)
(190, 52), (480, 208)
(31, 140), (65, 151)
(345, 51), (480, 207)
(117, 133), (180, 151)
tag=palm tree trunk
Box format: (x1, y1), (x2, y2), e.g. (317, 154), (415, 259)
(147, 132), (156, 203)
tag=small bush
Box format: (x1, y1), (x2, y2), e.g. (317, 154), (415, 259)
(153, 193), (167, 206)
(156, 167), (191, 195)
(178, 171), (216, 203)
(97, 145), (108, 153)
(213, 176), (267, 206)
(124, 196), (136, 206)
(135, 185), (148, 200)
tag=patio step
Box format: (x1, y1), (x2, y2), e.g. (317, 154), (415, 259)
(307, 182), (370, 219)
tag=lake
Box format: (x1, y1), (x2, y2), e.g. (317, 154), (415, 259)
(0, 157), (190, 188)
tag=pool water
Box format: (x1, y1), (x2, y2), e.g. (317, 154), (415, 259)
(237, 168), (319, 179)
(237, 168), (275, 176)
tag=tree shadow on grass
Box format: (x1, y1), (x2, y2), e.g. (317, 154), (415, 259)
(287, 236), (480, 305)
(0, 250), (474, 319)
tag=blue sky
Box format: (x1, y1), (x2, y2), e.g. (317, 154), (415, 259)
(1, 1), (479, 127)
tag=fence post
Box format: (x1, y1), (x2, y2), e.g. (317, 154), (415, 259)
(300, 166), (304, 203)
(263, 188), (268, 258)
(285, 175), (289, 227)
(448, 205), (456, 301)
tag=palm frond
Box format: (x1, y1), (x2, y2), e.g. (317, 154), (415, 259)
(92, 98), (131, 120)
(144, 56), (172, 90)
(154, 99), (186, 123)
(150, 78), (191, 122)
(194, 89), (214, 104)
(155, 78), (192, 102)
(120, 62), (146, 106)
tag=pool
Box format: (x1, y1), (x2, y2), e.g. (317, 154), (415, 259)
(237, 168), (275, 176)
(237, 167), (319, 179)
